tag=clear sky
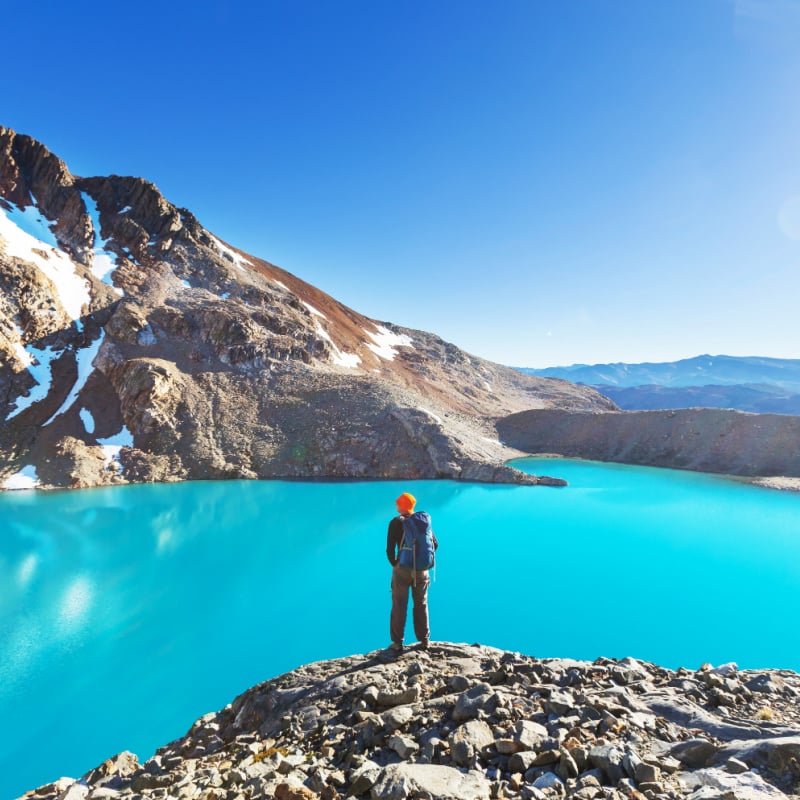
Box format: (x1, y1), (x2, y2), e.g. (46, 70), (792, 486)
(3, 0), (800, 368)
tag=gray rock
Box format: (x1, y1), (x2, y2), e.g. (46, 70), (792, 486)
(679, 766), (786, 799)
(449, 720), (494, 766)
(363, 685), (380, 706)
(670, 738), (720, 768)
(633, 761), (661, 784)
(746, 673), (786, 695)
(515, 719), (549, 750)
(388, 734), (419, 760)
(724, 757), (749, 774)
(56, 784), (89, 800)
(546, 690), (574, 716)
(377, 687), (419, 707)
(531, 771), (564, 792)
(370, 763), (491, 800)
(718, 735), (800, 773)
(508, 751), (540, 774)
(347, 760), (382, 795)
(381, 705), (415, 731)
(453, 683), (497, 722)
(557, 747), (579, 780)
(589, 744), (625, 784)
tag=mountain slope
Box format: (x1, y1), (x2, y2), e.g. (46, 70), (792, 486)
(0, 127), (614, 490)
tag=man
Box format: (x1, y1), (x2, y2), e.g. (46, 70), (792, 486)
(386, 491), (438, 652)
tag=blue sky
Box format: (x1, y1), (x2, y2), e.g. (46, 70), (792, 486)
(3, 0), (800, 367)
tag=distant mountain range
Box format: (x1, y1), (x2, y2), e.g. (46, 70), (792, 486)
(517, 355), (800, 414)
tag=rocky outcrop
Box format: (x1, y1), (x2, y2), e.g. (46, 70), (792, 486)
(496, 408), (800, 479)
(0, 126), (614, 490)
(21, 643), (800, 800)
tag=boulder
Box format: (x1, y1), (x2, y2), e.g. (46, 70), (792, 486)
(453, 683), (497, 722)
(449, 720), (494, 766)
(369, 763), (490, 800)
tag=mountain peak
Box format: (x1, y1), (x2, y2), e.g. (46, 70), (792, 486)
(1, 128), (613, 490)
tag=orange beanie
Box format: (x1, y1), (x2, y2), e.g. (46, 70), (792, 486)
(396, 492), (416, 513)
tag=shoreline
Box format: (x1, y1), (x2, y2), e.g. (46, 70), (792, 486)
(510, 453), (800, 493)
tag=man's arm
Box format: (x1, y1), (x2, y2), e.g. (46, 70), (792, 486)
(386, 516), (403, 565)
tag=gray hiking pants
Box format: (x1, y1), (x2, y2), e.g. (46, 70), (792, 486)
(390, 564), (430, 645)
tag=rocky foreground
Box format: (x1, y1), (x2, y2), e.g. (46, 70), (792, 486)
(23, 643), (800, 800)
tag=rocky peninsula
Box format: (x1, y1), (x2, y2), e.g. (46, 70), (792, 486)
(496, 408), (800, 486)
(22, 643), (800, 800)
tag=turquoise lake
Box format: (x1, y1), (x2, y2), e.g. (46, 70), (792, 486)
(2, 458), (800, 798)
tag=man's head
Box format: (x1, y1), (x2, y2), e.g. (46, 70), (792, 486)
(395, 492), (416, 515)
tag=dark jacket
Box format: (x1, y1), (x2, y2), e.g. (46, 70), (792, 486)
(386, 513), (438, 567)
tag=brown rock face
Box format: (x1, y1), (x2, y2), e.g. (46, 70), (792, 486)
(1, 126), (612, 490)
(496, 407), (800, 478)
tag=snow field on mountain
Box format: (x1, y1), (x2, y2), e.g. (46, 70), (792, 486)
(0, 204), (90, 324)
(6, 344), (61, 420)
(1, 465), (40, 490)
(365, 324), (413, 360)
(43, 332), (106, 426)
(80, 192), (123, 296)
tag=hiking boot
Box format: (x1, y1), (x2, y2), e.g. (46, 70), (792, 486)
(419, 639), (429, 651)
(388, 641), (403, 652)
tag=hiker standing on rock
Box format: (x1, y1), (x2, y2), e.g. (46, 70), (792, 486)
(386, 492), (437, 653)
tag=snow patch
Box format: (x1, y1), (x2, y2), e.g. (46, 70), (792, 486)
(3, 465), (40, 490)
(419, 407), (443, 424)
(220, 292), (230, 300)
(3, 203), (59, 247)
(181, 279), (192, 288)
(6, 344), (61, 420)
(118, 205), (132, 214)
(81, 192), (123, 296)
(0, 205), (91, 324)
(481, 437), (503, 447)
(208, 233), (252, 270)
(365, 325), (413, 361)
(98, 425), (133, 473)
(273, 280), (288, 291)
(10, 324), (33, 368)
(302, 301), (327, 319)
(314, 322), (332, 343)
(331, 350), (362, 368)
(43, 332), (105, 426)
(315, 322), (361, 368)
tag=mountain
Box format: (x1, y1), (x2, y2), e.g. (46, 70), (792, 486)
(593, 384), (800, 415)
(518, 355), (800, 390)
(0, 127), (614, 490)
(517, 355), (800, 415)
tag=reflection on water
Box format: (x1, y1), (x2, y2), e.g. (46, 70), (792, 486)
(1, 465), (800, 799)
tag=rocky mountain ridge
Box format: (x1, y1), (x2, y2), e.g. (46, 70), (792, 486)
(21, 642), (800, 800)
(496, 408), (800, 481)
(0, 127), (614, 490)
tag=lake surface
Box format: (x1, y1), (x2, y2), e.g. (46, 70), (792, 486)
(2, 459), (800, 798)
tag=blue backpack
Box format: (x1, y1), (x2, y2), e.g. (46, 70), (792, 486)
(398, 511), (435, 571)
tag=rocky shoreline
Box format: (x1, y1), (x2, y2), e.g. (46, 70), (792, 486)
(496, 408), (800, 485)
(22, 643), (800, 800)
